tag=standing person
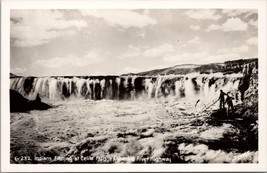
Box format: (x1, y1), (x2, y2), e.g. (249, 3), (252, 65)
(218, 90), (226, 109)
(36, 93), (41, 102)
(226, 92), (235, 114)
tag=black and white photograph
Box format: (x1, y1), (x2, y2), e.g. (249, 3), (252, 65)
(1, 0), (267, 172)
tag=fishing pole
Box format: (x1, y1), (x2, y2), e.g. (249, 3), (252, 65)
(205, 99), (218, 110)
(197, 99), (218, 114)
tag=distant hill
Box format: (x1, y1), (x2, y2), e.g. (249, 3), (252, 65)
(10, 73), (18, 78)
(10, 73), (24, 78)
(122, 58), (258, 76)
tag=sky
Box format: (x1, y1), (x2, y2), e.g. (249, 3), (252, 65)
(10, 9), (258, 76)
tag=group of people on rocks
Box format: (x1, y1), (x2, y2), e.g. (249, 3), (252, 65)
(218, 89), (235, 114)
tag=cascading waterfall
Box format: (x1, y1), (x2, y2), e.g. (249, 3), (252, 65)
(10, 73), (244, 104)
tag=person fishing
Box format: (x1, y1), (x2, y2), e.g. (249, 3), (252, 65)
(225, 92), (235, 114)
(218, 90), (227, 109)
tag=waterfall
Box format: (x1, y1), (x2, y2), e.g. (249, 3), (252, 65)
(10, 73), (244, 102)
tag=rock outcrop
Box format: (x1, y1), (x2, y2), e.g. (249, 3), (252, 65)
(10, 89), (52, 112)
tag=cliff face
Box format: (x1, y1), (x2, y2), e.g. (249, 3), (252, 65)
(232, 62), (258, 151)
(237, 62), (258, 120)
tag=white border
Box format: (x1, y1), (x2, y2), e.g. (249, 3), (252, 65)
(1, 0), (267, 172)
